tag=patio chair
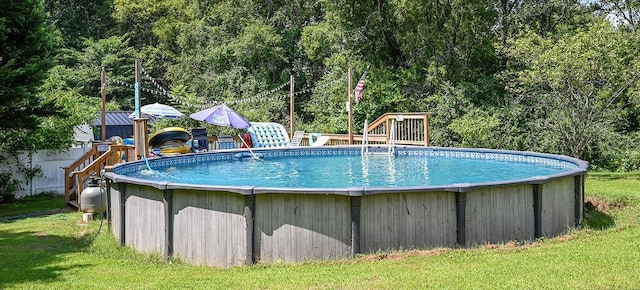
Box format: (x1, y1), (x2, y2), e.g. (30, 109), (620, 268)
(217, 135), (236, 149)
(247, 122), (291, 148)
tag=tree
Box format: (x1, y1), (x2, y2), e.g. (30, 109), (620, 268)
(65, 36), (137, 109)
(504, 21), (640, 159)
(167, 1), (291, 125)
(45, 0), (116, 49)
(112, 0), (195, 94)
(600, 0), (640, 34)
(0, 0), (64, 131)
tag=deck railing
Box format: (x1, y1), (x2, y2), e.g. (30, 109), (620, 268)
(299, 112), (431, 147)
(63, 143), (134, 209)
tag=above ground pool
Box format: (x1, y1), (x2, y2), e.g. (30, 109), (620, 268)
(120, 147), (578, 188)
(105, 146), (588, 268)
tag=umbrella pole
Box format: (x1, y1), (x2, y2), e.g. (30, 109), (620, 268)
(238, 134), (259, 159)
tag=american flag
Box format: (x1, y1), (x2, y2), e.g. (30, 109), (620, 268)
(354, 69), (368, 103)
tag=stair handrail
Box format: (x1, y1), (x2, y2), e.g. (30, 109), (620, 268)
(388, 119), (396, 155)
(64, 144), (133, 209)
(63, 144), (100, 207)
(361, 119), (369, 156)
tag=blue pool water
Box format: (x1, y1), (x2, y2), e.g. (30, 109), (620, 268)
(124, 153), (575, 188)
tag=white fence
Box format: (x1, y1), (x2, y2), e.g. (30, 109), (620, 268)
(0, 146), (92, 198)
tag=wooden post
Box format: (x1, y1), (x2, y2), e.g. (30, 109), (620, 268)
(133, 118), (148, 160)
(424, 114), (430, 147)
(348, 66), (353, 145)
(290, 75), (294, 139)
(133, 60), (149, 159)
(385, 118), (391, 144)
(101, 68), (106, 141)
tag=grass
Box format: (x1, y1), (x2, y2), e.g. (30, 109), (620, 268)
(0, 174), (639, 289)
(0, 192), (66, 218)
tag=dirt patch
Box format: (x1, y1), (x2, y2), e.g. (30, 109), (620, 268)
(479, 240), (537, 252)
(554, 234), (575, 243)
(76, 229), (91, 239)
(32, 232), (49, 238)
(359, 248), (447, 262)
(411, 249), (447, 257)
(585, 196), (625, 214)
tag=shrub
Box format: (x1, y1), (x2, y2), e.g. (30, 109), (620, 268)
(0, 171), (22, 204)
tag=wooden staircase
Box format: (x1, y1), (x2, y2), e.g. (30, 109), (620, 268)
(63, 143), (134, 210)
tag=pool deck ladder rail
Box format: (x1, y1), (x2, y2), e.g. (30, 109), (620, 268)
(362, 119), (396, 156)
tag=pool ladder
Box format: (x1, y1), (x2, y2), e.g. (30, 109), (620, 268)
(361, 119), (396, 157)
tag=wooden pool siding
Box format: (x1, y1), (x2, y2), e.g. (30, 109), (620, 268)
(123, 184), (166, 255)
(540, 177), (576, 237)
(172, 189), (247, 267)
(464, 184), (535, 245)
(108, 173), (585, 268)
(254, 193), (352, 263)
(360, 191), (457, 251)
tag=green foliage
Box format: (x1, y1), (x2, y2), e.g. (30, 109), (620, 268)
(112, 0), (192, 50)
(448, 109), (501, 148)
(504, 21), (640, 160)
(166, 2), (291, 125)
(423, 82), (476, 147)
(0, 0), (65, 131)
(0, 170), (21, 204)
(587, 131), (640, 172)
(0, 63), (100, 152)
(45, 0), (116, 49)
(505, 0), (596, 37)
(301, 22), (341, 63)
(300, 69), (349, 133)
(66, 36), (136, 108)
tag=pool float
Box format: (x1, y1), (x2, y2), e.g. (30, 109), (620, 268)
(148, 127), (191, 155)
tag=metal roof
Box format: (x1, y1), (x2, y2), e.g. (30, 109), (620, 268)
(92, 111), (134, 126)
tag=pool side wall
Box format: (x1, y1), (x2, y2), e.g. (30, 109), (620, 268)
(107, 175), (581, 267)
(464, 184), (535, 245)
(105, 146), (587, 268)
(254, 193), (352, 263)
(110, 183), (167, 255)
(172, 189), (247, 266)
(360, 191), (457, 251)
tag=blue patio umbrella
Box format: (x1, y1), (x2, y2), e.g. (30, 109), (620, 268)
(190, 103), (251, 129)
(128, 102), (185, 119)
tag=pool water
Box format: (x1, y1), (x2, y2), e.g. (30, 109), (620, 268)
(125, 154), (573, 188)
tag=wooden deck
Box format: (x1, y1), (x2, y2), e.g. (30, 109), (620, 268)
(300, 112), (431, 147)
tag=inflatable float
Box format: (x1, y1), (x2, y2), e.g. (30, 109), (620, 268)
(148, 127), (192, 155)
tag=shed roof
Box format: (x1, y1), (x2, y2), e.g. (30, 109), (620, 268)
(92, 111), (134, 126)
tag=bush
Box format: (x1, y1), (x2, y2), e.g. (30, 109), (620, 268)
(585, 132), (640, 171)
(0, 171), (22, 204)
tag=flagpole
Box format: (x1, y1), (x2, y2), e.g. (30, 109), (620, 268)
(348, 66), (353, 145)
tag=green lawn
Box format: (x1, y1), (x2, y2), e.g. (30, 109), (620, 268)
(1, 175), (639, 289)
(0, 193), (65, 218)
